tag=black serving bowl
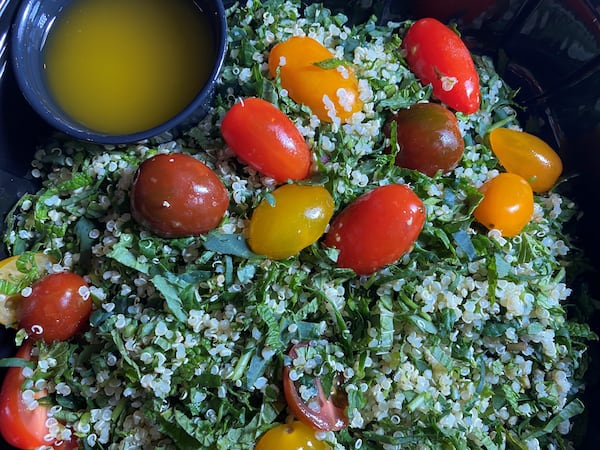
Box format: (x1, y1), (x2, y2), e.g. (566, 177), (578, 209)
(0, 0), (599, 448)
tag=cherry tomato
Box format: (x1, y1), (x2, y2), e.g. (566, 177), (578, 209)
(489, 128), (563, 193)
(255, 421), (330, 450)
(268, 36), (362, 123)
(0, 341), (51, 449)
(16, 272), (92, 342)
(323, 184), (426, 275)
(0, 252), (53, 327)
(384, 102), (464, 176)
(402, 18), (480, 114)
(221, 97), (312, 182)
(473, 173), (534, 237)
(283, 343), (348, 431)
(131, 153), (229, 237)
(248, 184), (334, 260)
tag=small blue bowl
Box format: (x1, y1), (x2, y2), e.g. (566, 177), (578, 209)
(10, 0), (228, 145)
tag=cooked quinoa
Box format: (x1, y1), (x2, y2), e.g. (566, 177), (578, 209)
(1, 1), (596, 449)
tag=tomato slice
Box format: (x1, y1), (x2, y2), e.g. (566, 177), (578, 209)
(0, 341), (52, 449)
(282, 343), (348, 431)
(0, 252), (54, 327)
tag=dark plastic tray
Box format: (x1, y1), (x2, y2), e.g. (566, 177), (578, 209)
(0, 0), (599, 448)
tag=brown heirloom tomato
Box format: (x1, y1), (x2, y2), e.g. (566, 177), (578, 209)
(130, 153), (229, 238)
(384, 102), (464, 176)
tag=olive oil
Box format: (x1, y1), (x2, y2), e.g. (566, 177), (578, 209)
(43, 0), (215, 135)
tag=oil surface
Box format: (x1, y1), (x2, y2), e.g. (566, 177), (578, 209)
(43, 0), (215, 135)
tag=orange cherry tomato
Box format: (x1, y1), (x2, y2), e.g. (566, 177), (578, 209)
(0, 341), (51, 449)
(402, 18), (480, 114)
(268, 36), (362, 123)
(130, 153), (230, 237)
(255, 421), (330, 450)
(473, 173), (534, 237)
(247, 184), (334, 260)
(323, 184), (426, 275)
(221, 97), (312, 182)
(489, 128), (563, 193)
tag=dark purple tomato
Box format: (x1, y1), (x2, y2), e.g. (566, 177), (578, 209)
(384, 102), (464, 176)
(130, 153), (229, 238)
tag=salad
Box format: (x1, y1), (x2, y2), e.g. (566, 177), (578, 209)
(0, 1), (596, 449)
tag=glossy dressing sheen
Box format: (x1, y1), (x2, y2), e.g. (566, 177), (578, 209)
(43, 0), (215, 135)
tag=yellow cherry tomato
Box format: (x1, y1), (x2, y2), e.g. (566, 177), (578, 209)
(0, 252), (54, 326)
(489, 128), (563, 193)
(473, 173), (534, 237)
(268, 36), (362, 123)
(248, 184), (334, 260)
(255, 421), (331, 450)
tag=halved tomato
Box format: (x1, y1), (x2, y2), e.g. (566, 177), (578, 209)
(282, 343), (348, 431)
(0, 252), (54, 327)
(0, 341), (52, 449)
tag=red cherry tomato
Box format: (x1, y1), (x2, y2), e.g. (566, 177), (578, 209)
(385, 102), (464, 176)
(255, 421), (330, 450)
(16, 272), (92, 342)
(323, 184), (426, 275)
(402, 18), (480, 114)
(489, 128), (563, 193)
(130, 153), (229, 237)
(268, 36), (363, 123)
(473, 173), (534, 237)
(283, 343), (348, 432)
(0, 341), (52, 449)
(220, 97), (312, 182)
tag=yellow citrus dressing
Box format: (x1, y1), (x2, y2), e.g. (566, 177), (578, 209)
(43, 0), (215, 135)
